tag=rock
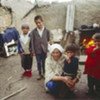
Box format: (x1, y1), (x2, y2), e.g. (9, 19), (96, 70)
(0, 7), (12, 31)
(1, 0), (35, 18)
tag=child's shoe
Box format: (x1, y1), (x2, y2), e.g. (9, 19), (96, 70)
(86, 90), (96, 97)
(37, 75), (43, 80)
(26, 70), (32, 77)
(22, 71), (27, 77)
(22, 70), (32, 78)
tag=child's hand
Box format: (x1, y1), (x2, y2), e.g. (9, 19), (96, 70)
(31, 52), (35, 56)
(63, 76), (73, 87)
(20, 52), (24, 56)
(66, 79), (74, 89)
(66, 79), (76, 91)
(64, 55), (71, 63)
(67, 58), (71, 64)
(70, 78), (78, 88)
(93, 47), (100, 51)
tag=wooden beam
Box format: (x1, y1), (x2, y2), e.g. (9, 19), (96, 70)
(1, 86), (27, 100)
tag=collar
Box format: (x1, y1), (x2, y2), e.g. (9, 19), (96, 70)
(37, 26), (45, 32)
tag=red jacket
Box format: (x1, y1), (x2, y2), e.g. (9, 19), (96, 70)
(84, 46), (100, 79)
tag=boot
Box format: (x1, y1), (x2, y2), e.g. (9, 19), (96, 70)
(26, 70), (32, 77)
(22, 71), (27, 77)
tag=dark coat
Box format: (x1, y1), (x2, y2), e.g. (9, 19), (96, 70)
(63, 57), (78, 78)
(30, 27), (50, 54)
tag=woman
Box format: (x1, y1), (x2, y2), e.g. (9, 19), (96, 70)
(45, 44), (74, 98)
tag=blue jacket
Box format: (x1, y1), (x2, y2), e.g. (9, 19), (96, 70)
(3, 27), (19, 43)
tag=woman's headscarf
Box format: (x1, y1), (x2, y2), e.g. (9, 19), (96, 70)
(49, 43), (64, 54)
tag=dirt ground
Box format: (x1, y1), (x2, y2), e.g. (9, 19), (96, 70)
(0, 55), (97, 100)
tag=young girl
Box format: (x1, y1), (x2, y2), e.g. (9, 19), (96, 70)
(18, 24), (33, 77)
(84, 33), (100, 97)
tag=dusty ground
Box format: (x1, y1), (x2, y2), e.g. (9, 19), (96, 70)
(0, 55), (96, 100)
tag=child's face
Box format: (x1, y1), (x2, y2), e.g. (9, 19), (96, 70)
(65, 51), (75, 58)
(22, 27), (29, 35)
(35, 19), (44, 29)
(94, 39), (100, 47)
(51, 49), (62, 61)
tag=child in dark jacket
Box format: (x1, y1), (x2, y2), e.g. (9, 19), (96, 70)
(30, 15), (50, 80)
(18, 24), (33, 77)
(63, 44), (81, 91)
(84, 33), (100, 97)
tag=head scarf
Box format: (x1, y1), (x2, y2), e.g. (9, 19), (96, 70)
(49, 43), (64, 54)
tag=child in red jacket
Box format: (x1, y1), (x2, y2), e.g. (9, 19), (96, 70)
(84, 33), (100, 97)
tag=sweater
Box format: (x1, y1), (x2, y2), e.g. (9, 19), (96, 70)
(63, 57), (78, 78)
(84, 46), (100, 79)
(45, 55), (65, 84)
(18, 33), (31, 54)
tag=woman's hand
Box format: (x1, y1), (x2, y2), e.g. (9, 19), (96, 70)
(68, 78), (78, 89)
(64, 77), (78, 89)
(62, 76), (73, 87)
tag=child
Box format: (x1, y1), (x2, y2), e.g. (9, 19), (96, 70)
(63, 44), (81, 91)
(18, 24), (33, 77)
(30, 15), (50, 80)
(84, 33), (100, 97)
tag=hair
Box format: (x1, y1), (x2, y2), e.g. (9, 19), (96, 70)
(92, 33), (100, 41)
(21, 24), (29, 29)
(65, 43), (79, 53)
(34, 15), (43, 22)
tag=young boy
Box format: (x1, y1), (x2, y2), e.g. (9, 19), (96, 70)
(30, 15), (50, 80)
(63, 44), (81, 91)
(18, 24), (33, 77)
(84, 33), (100, 97)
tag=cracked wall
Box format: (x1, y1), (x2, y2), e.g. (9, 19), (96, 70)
(0, 7), (12, 31)
(75, 0), (100, 28)
(0, 0), (100, 32)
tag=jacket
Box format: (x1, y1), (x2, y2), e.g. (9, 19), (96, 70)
(84, 46), (100, 79)
(45, 55), (65, 84)
(30, 27), (50, 54)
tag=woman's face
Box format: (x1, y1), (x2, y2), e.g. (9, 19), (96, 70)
(51, 49), (62, 61)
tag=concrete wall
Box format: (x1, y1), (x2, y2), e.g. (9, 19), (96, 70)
(75, 0), (100, 28)
(0, 7), (12, 31)
(0, 0), (36, 32)
(0, 0), (100, 32)
(36, 3), (67, 30)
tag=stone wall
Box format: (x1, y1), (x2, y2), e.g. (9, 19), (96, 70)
(75, 0), (100, 28)
(0, 7), (12, 31)
(0, 0), (100, 32)
(36, 3), (67, 30)
(0, 0), (36, 32)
